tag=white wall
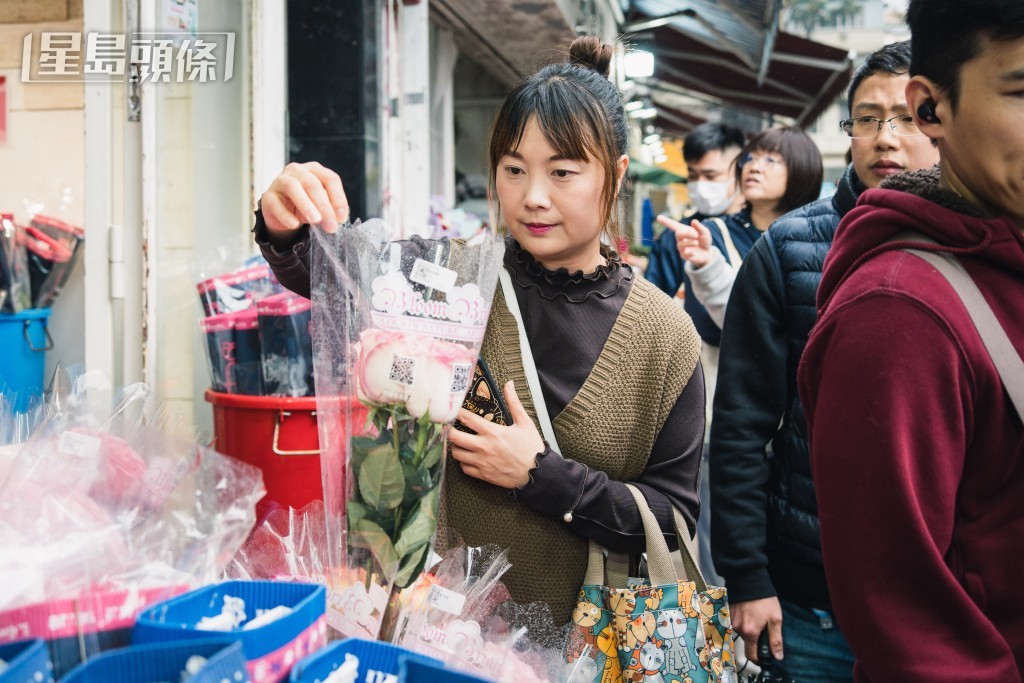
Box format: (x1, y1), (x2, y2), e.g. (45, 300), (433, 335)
(146, 0), (251, 435)
(0, 9), (86, 386)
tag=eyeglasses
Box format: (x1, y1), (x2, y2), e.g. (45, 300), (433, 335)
(740, 152), (784, 170)
(840, 115), (923, 139)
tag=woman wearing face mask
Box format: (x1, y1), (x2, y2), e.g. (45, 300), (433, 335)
(658, 127), (823, 327)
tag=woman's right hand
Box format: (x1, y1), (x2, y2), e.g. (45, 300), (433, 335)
(261, 162), (350, 237)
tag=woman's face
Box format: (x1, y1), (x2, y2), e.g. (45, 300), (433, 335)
(740, 148), (789, 211)
(495, 116), (622, 273)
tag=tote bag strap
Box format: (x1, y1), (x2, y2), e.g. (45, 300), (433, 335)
(498, 267), (561, 452)
(892, 232), (1024, 422)
(625, 484), (708, 592)
(581, 542), (629, 588)
(709, 217), (742, 268)
(585, 501), (704, 589)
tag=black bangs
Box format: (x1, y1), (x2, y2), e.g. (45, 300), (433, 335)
(493, 74), (605, 164)
(532, 78), (605, 163)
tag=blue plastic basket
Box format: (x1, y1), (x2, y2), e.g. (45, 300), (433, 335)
(0, 639), (52, 683)
(0, 308), (52, 412)
(400, 657), (494, 683)
(59, 639), (248, 683)
(289, 639), (441, 683)
(133, 581), (326, 661)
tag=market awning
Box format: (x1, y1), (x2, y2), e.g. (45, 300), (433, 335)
(652, 104), (709, 138)
(629, 159), (687, 185)
(629, 1), (854, 127)
(630, 0), (781, 81)
(432, 0), (585, 86)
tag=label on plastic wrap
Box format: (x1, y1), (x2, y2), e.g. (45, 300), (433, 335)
(58, 431), (101, 459)
(410, 258), (458, 293)
(427, 584), (466, 617)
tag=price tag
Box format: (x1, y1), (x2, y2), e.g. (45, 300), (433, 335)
(410, 258), (458, 293)
(427, 584), (466, 617)
(58, 431), (101, 458)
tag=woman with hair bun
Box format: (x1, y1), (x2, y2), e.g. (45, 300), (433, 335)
(253, 35), (705, 625)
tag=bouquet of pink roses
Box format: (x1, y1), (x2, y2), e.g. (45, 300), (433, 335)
(309, 220), (504, 640)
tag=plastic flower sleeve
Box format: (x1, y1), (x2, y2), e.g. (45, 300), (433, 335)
(390, 545), (567, 683)
(309, 220), (504, 640)
(227, 501), (330, 584)
(0, 372), (266, 676)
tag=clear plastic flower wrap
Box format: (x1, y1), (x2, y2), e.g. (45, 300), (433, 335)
(0, 371), (266, 677)
(308, 220), (504, 640)
(389, 545), (572, 683)
(227, 500), (329, 584)
(0, 377), (46, 446)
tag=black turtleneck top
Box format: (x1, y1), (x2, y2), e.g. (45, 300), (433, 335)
(253, 214), (704, 551)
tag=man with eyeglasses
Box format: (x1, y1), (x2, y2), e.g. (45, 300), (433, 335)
(707, 41), (938, 681)
(800, 0), (1024, 678)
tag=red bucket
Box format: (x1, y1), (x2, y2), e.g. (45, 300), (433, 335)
(204, 390), (365, 518)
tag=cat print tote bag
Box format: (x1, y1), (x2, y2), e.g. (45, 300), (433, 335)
(564, 485), (736, 683)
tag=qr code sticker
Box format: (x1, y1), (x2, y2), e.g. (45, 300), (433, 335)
(450, 363), (472, 394)
(389, 354), (417, 386)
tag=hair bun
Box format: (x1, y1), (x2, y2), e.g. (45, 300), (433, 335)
(569, 36), (612, 77)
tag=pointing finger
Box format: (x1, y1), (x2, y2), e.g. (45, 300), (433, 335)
(656, 215), (686, 233)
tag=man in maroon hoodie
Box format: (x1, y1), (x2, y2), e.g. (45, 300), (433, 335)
(798, 0), (1024, 679)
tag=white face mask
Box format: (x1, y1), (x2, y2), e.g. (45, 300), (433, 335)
(688, 180), (738, 216)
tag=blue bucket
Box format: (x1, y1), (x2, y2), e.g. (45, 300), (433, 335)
(0, 308), (53, 411)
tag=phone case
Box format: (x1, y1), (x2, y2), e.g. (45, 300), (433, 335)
(453, 357), (513, 433)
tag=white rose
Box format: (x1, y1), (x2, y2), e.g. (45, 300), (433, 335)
(404, 337), (477, 424)
(355, 329), (477, 424)
(354, 329), (416, 405)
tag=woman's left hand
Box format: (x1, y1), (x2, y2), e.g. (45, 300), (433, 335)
(657, 215), (714, 269)
(447, 381), (545, 489)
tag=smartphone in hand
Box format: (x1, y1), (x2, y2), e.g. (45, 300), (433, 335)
(453, 357), (513, 434)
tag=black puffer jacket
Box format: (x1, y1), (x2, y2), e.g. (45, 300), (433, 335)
(709, 165), (863, 609)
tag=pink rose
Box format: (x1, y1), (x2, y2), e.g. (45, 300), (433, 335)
(354, 329), (477, 424)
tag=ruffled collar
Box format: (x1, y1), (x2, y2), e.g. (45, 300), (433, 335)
(504, 237), (633, 303)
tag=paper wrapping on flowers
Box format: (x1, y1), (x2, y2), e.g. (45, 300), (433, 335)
(309, 220), (504, 640)
(0, 370), (265, 668)
(389, 545), (571, 683)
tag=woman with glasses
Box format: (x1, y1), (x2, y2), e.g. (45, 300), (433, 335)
(658, 126), (823, 327)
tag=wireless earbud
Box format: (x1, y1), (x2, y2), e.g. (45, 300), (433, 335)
(917, 101), (939, 123)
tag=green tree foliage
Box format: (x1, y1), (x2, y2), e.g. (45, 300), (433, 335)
(785, 0), (863, 36)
